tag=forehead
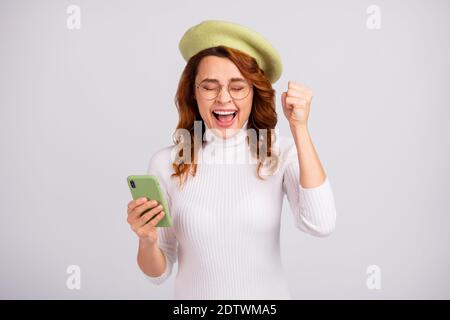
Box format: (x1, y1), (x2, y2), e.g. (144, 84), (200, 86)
(196, 56), (245, 82)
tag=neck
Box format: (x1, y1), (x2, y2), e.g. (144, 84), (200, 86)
(204, 120), (249, 148)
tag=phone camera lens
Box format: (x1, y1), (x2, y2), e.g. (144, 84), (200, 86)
(130, 180), (135, 188)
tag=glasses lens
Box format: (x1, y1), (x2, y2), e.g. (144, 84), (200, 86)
(198, 81), (250, 100)
(199, 83), (220, 100)
(229, 82), (250, 100)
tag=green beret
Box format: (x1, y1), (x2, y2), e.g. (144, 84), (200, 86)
(178, 20), (283, 84)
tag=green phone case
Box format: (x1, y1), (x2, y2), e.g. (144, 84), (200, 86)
(127, 175), (173, 227)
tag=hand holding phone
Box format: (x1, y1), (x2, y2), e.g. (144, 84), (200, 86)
(126, 197), (166, 244)
(126, 175), (173, 228)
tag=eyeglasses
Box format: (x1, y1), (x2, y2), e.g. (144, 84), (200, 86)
(195, 80), (252, 101)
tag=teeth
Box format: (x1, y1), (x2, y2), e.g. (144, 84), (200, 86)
(213, 110), (236, 115)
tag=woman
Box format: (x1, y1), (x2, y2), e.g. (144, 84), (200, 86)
(126, 20), (337, 299)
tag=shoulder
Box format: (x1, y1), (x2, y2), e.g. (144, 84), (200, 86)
(274, 132), (297, 162)
(258, 129), (297, 176)
(146, 144), (177, 200)
(275, 133), (295, 152)
(147, 144), (177, 177)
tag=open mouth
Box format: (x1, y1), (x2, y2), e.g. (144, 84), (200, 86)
(212, 110), (238, 125)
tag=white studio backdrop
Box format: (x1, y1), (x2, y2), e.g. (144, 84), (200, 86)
(0, 0), (449, 299)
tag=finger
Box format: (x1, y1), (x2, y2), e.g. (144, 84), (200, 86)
(288, 81), (312, 93)
(149, 210), (166, 227)
(131, 210), (153, 231)
(286, 96), (307, 107)
(287, 85), (313, 96)
(134, 204), (163, 228)
(281, 92), (287, 109)
(133, 199), (159, 217)
(138, 211), (165, 234)
(127, 197), (148, 214)
(286, 89), (307, 99)
(128, 199), (159, 224)
(288, 87), (313, 100)
(287, 80), (298, 88)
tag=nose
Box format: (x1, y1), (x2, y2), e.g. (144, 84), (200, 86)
(216, 86), (232, 104)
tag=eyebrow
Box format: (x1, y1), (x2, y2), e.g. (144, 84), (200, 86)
(199, 77), (246, 84)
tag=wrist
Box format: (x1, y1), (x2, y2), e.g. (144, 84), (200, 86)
(139, 237), (157, 249)
(289, 123), (309, 134)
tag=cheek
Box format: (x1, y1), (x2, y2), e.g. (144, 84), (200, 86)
(196, 101), (210, 117)
(196, 101), (214, 125)
(239, 96), (253, 117)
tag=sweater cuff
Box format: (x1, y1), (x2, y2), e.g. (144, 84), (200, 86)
(298, 176), (333, 208)
(299, 175), (329, 191)
(297, 176), (337, 236)
(144, 249), (172, 285)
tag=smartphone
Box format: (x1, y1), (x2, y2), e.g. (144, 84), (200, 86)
(127, 175), (173, 227)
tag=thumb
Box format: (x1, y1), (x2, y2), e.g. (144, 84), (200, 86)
(281, 92), (287, 109)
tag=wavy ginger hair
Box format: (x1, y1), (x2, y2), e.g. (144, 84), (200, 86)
(170, 45), (280, 188)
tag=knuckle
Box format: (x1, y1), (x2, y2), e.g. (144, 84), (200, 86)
(144, 212), (155, 223)
(131, 209), (139, 217)
(144, 201), (154, 210)
(137, 206), (147, 216)
(150, 200), (158, 208)
(140, 213), (149, 223)
(152, 211), (164, 225)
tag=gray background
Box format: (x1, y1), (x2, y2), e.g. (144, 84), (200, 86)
(1, 0), (449, 299)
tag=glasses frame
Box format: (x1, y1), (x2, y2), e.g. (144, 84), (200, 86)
(194, 80), (252, 101)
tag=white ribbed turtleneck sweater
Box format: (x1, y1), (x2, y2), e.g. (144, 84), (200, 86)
(144, 123), (337, 300)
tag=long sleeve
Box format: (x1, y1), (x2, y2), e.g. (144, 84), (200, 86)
(138, 133), (337, 298)
(282, 140), (337, 237)
(143, 150), (178, 285)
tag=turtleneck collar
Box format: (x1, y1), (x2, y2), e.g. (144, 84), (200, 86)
(204, 120), (249, 148)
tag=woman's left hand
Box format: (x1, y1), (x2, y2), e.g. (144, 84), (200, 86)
(281, 80), (313, 128)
